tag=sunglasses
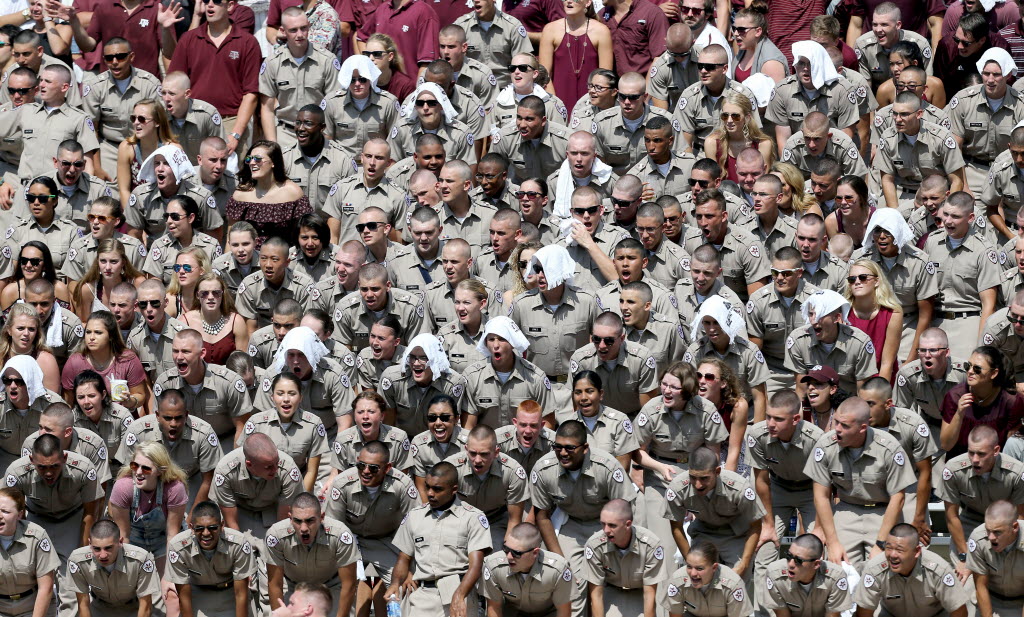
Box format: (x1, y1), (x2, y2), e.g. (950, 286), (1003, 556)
(697, 372), (718, 381)
(137, 299), (161, 309)
(680, 5), (704, 13)
(1009, 315), (1024, 325)
(356, 461), (382, 474)
(174, 264), (194, 273)
(60, 159), (87, 168)
(720, 112), (743, 121)
(697, 62), (725, 71)
(193, 524), (221, 533)
(517, 260), (529, 270)
(571, 206), (600, 216)
(1, 376), (25, 386)
(969, 364), (989, 375)
(610, 197), (635, 208)
(103, 52), (130, 62)
(617, 93), (643, 102)
(552, 443), (582, 452)
(771, 267), (802, 277)
(129, 115), (151, 124)
(591, 335), (617, 346)
(917, 347), (948, 354)
(503, 544), (529, 558)
(952, 35), (975, 46)
(426, 413), (453, 422)
(515, 190), (542, 199)
(87, 214), (113, 223)
(846, 274), (875, 284)
(732, 25), (752, 34)
(785, 551), (811, 566)
(198, 289), (223, 298)
(26, 193), (54, 203)
(18, 257), (42, 267)
(362, 50), (386, 59)
(508, 63), (533, 73)
(835, 194), (858, 203)
(688, 178), (710, 188)
(129, 461), (155, 475)
(164, 212), (187, 221)
(244, 155), (266, 165)
(350, 76), (369, 84)
(355, 222), (383, 233)
(532, 264), (544, 274)
(7, 87), (32, 96)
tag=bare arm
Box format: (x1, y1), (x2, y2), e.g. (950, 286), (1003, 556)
(846, 15), (864, 47)
(980, 288), (996, 337)
(336, 564), (357, 617)
(221, 505), (240, 531)
(260, 95), (279, 143)
(267, 564), (284, 612)
(536, 508), (563, 555)
(813, 482), (845, 564)
(927, 15), (943, 52)
(451, 551), (484, 617)
(176, 585), (194, 617)
(538, 25), (557, 96)
(878, 309), (903, 383)
(670, 520), (690, 557)
(974, 573), (992, 617)
(108, 502), (132, 542)
(137, 591), (153, 617)
(881, 173), (899, 209)
(589, 584), (605, 617)
(913, 459), (932, 545)
(33, 572), (55, 617)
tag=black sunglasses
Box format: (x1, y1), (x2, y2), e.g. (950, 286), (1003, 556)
(969, 364), (988, 375)
(18, 257), (42, 267)
(59, 159), (87, 168)
(137, 299), (162, 309)
(697, 62), (726, 71)
(508, 63), (533, 73)
(7, 87), (32, 96)
(1008, 314), (1024, 325)
(26, 193), (54, 203)
(846, 274), (875, 284)
(785, 551), (812, 566)
(415, 99), (440, 108)
(552, 443), (583, 452)
(610, 197), (636, 209)
(193, 524), (221, 533)
(571, 205), (600, 216)
(103, 52), (130, 62)
(688, 178), (710, 188)
(532, 264), (544, 274)
(517, 260), (529, 269)
(515, 190), (542, 199)
(351, 76), (370, 84)
(164, 212), (187, 221)
(591, 335), (617, 346)
(696, 372), (718, 381)
(426, 413), (453, 422)
(1, 376), (25, 386)
(356, 461), (382, 474)
(617, 93), (643, 102)
(355, 222), (383, 233)
(503, 544), (528, 558)
(362, 50), (386, 59)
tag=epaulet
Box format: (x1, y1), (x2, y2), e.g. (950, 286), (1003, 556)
(169, 529), (194, 551)
(240, 269), (264, 286)
(535, 452), (559, 470)
(547, 123), (568, 139)
(338, 292), (362, 308)
(339, 466), (360, 485)
(69, 545), (93, 562)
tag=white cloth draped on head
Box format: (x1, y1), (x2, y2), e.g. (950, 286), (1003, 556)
(800, 289), (851, 325)
(494, 82), (548, 109)
(977, 47), (1018, 77)
(742, 73), (776, 108)
(863, 208), (915, 252)
(338, 54), (382, 92)
(528, 245), (576, 289)
(400, 82), (458, 125)
(476, 316), (530, 357)
(401, 333), (451, 376)
(138, 144), (195, 184)
(271, 326), (330, 375)
(1, 355), (47, 405)
(552, 157), (615, 219)
(690, 295), (747, 344)
(790, 41), (840, 90)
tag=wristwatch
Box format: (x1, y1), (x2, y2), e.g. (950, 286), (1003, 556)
(957, 552), (967, 563)
(230, 131), (242, 140)
(875, 540), (886, 550)
(20, 8), (30, 19)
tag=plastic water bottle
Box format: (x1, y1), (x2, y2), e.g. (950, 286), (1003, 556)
(386, 594), (401, 617)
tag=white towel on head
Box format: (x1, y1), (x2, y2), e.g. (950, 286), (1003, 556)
(791, 41), (840, 90)
(690, 295), (747, 344)
(400, 82), (458, 125)
(271, 326), (330, 375)
(494, 83), (548, 110)
(552, 158), (615, 219)
(44, 302), (63, 349)
(977, 47), (1018, 77)
(529, 245), (576, 289)
(1, 355), (47, 405)
(863, 208), (914, 252)
(402, 333), (451, 376)
(338, 54), (382, 92)
(138, 144), (194, 184)
(476, 316), (530, 357)
(979, 0), (1004, 12)
(800, 289), (851, 324)
(742, 73), (776, 108)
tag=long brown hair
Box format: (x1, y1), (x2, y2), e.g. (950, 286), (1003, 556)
(74, 239), (144, 312)
(125, 99), (176, 146)
(0, 303), (50, 362)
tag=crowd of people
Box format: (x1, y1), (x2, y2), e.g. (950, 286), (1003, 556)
(0, 0), (1023, 616)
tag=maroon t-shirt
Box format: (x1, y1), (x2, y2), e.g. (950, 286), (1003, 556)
(168, 25), (261, 116)
(599, 0), (669, 76)
(72, 0), (104, 72)
(841, 0), (946, 39)
(941, 383), (1024, 458)
(198, 4), (257, 34)
(382, 68), (416, 100)
(503, 0), (564, 33)
(86, 0), (164, 76)
(765, 0), (826, 66)
(942, 0), (1020, 41)
(358, 0), (440, 73)
(427, 0), (473, 27)
(837, 39), (858, 71)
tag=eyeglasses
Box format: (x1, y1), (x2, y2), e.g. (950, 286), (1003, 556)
(917, 347), (948, 354)
(60, 159), (87, 169)
(19, 257), (42, 267)
(244, 155), (266, 165)
(355, 222), (384, 233)
(617, 93), (643, 102)
(164, 212), (187, 221)
(697, 62), (725, 72)
(895, 82), (922, 91)
(720, 112), (743, 121)
(193, 524), (221, 533)
(952, 35), (976, 47)
(846, 274), (876, 284)
(129, 461), (155, 475)
(26, 193), (55, 203)
(680, 5), (704, 13)
(362, 50), (386, 59)
(173, 264), (194, 273)
(571, 205), (600, 216)
(1009, 314), (1024, 325)
(129, 115), (151, 124)
(87, 214), (113, 223)
(356, 461), (382, 473)
(350, 76), (370, 85)
(475, 172), (499, 180)
(415, 99), (440, 108)
(137, 299), (161, 309)
(198, 289), (223, 299)
(7, 87), (32, 96)
(407, 354), (429, 365)
(551, 443), (583, 452)
(503, 544), (528, 558)
(771, 267), (802, 277)
(688, 178), (710, 188)
(1, 376), (25, 386)
(515, 190), (542, 199)
(591, 335), (617, 346)
(426, 413), (453, 422)
(785, 551), (811, 566)
(508, 63), (533, 73)
(587, 83), (612, 93)
(103, 52), (130, 62)
(697, 372), (718, 381)
(970, 364), (989, 375)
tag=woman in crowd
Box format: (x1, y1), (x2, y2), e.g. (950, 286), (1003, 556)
(695, 357), (749, 474)
(941, 345), (1024, 458)
(0, 305), (59, 392)
(290, 212), (335, 284)
(876, 41), (946, 108)
(363, 33), (415, 102)
(730, 4), (788, 83)
(538, 0), (613, 107)
(439, 279), (489, 374)
(490, 53), (568, 129)
(557, 370), (637, 471)
(71, 369), (134, 467)
(181, 273), (249, 366)
(569, 68), (618, 123)
(0, 241), (69, 314)
(845, 259), (903, 381)
(60, 311), (148, 415)
(503, 240), (543, 306)
(703, 91), (775, 183)
(664, 539), (753, 617)
(772, 161), (821, 218)
(0, 486), (58, 617)
(117, 99), (176, 206)
(226, 141), (310, 249)
(825, 175), (875, 249)
(73, 239), (146, 321)
(165, 247), (212, 319)
(801, 365), (850, 432)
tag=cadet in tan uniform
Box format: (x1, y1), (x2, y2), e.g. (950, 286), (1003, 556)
(376, 332), (467, 436)
(621, 282), (686, 367)
(966, 500), (1024, 617)
(66, 520), (162, 617)
(782, 112), (868, 180)
(436, 163), (498, 253)
(590, 72), (674, 174)
(161, 72), (225, 164)
(355, 316), (405, 392)
(0, 486), (60, 617)
(385, 461), (491, 617)
(61, 200), (146, 285)
(648, 24), (699, 111)
(557, 186), (631, 290)
(949, 49), (1024, 195)
(894, 328), (967, 429)
(596, 237), (680, 325)
(438, 25), (498, 109)
(408, 395), (469, 495)
(854, 523), (969, 617)
(389, 84), (477, 166)
(627, 117), (696, 200)
(282, 107), (358, 216)
(213, 223), (259, 296)
(480, 522), (573, 617)
(760, 533), (852, 617)
(335, 263), (426, 352)
(0, 360), (62, 471)
(21, 403), (110, 486)
(265, 492), (360, 617)
(689, 189), (771, 302)
(453, 0), (532, 88)
(489, 95), (569, 182)
(662, 540), (753, 617)
(72, 374), (133, 467)
(236, 238), (315, 333)
(672, 245), (742, 330)
(568, 312), (660, 417)
(981, 126), (1024, 241)
(675, 46), (758, 155)
(803, 397), (917, 571)
(258, 9), (340, 153)
(547, 132), (618, 206)
(29, 141), (115, 233)
(125, 145), (222, 239)
(742, 174), (799, 258)
(876, 92), (966, 209)
(329, 391), (411, 474)
(141, 196), (223, 283)
(166, 500), (256, 617)
(530, 421), (636, 617)
(494, 400), (555, 475)
(244, 298), (300, 372)
(854, 3), (932, 88)
(321, 61), (399, 157)
(324, 139), (408, 246)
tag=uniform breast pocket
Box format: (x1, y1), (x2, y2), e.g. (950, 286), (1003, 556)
(311, 387), (332, 411)
(442, 527), (469, 550)
(858, 471), (884, 489)
(582, 483), (605, 505)
(363, 120), (382, 138)
(525, 330), (549, 354)
(335, 121), (357, 140)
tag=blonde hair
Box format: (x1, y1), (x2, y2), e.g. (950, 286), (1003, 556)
(167, 246), (212, 297)
(125, 99), (177, 147)
(508, 241), (543, 298)
(366, 33), (406, 76)
(194, 273), (237, 316)
(455, 278), (488, 302)
(0, 303), (50, 362)
(772, 161), (818, 214)
(844, 259), (902, 312)
(707, 91), (775, 170)
(74, 239), (144, 311)
(118, 440), (189, 484)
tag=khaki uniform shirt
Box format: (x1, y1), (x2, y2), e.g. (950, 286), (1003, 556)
(15, 102), (101, 181)
(558, 221), (632, 290)
(635, 395), (729, 463)
(509, 285), (601, 378)
(553, 406), (639, 459)
(582, 524), (667, 589)
(0, 520), (59, 598)
(799, 251), (849, 293)
(389, 118), (477, 165)
(330, 423), (411, 471)
(765, 75), (861, 133)
(529, 448), (636, 520)
(379, 363), (467, 435)
(982, 308), (1024, 380)
(480, 550), (573, 612)
(36, 307), (83, 362)
(117, 413), (222, 479)
(309, 277), (359, 320)
(923, 230), (1003, 313)
(355, 344), (405, 391)
(488, 88), (567, 132)
(334, 288), (426, 351)
(5, 451), (104, 519)
(445, 451), (529, 519)
(125, 178), (222, 237)
(489, 122), (568, 183)
(392, 498), (492, 580)
(166, 526), (256, 586)
(854, 550), (969, 615)
(746, 419), (822, 491)
(803, 427), (917, 506)
(784, 323), (878, 393)
(739, 212), (799, 259)
(142, 232), (222, 282)
(253, 358), (357, 431)
(264, 516), (360, 583)
(211, 252), (258, 296)
(875, 121), (966, 193)
(197, 167), (236, 218)
(259, 46), (340, 127)
(2, 218), (78, 271)
(62, 231), (146, 281)
(949, 85), (1024, 163)
(283, 141), (358, 215)
(568, 341), (660, 415)
(463, 355), (554, 428)
(872, 101), (950, 147)
(934, 453), (1024, 530)
(625, 314), (686, 367)
(83, 68), (162, 144)
(851, 244), (940, 315)
(666, 469), (765, 534)
(455, 57), (498, 109)
(494, 424), (555, 474)
(683, 336), (771, 400)
(855, 29), (932, 88)
(438, 201), (498, 252)
(452, 10), (533, 89)
(74, 403), (133, 461)
(893, 358), (968, 423)
(21, 428), (111, 485)
(625, 152), (697, 200)
(981, 148), (1024, 223)
(0, 390), (61, 460)
(410, 427), (469, 478)
(322, 88), (400, 157)
(674, 79), (759, 151)
(782, 129), (868, 179)
(590, 106), (674, 173)
(881, 406), (939, 466)
(673, 277), (742, 327)
(401, 84), (490, 139)
(470, 247), (517, 304)
(966, 523), (1024, 598)
(209, 448), (303, 520)
(324, 175), (409, 244)
(153, 364), (249, 438)
(236, 269), (315, 328)
(641, 237), (691, 291)
(169, 99), (225, 163)
(19, 172), (114, 231)
(746, 279), (821, 371)
(761, 558), (853, 617)
(387, 247), (446, 294)
(663, 565), (752, 617)
(325, 467), (419, 538)
(126, 316), (185, 381)
(647, 49), (699, 109)
(288, 244), (336, 285)
(685, 225), (771, 302)
(67, 544), (159, 608)
(239, 410), (329, 470)
(437, 322), (486, 376)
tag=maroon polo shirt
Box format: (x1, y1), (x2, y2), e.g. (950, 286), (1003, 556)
(503, 0), (564, 33)
(942, 0), (1020, 41)
(600, 0), (669, 75)
(427, 0), (473, 27)
(941, 383), (1024, 458)
(765, 0), (826, 65)
(382, 68), (416, 100)
(841, 0), (945, 40)
(198, 4), (257, 34)
(168, 25), (261, 116)
(337, 0), (382, 31)
(358, 0), (440, 73)
(266, 0), (349, 27)
(85, 0), (164, 76)
(72, 0), (104, 72)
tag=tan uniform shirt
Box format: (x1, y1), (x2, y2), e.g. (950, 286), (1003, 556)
(333, 288), (427, 351)
(893, 358), (968, 422)
(62, 231), (146, 281)
(235, 269), (315, 328)
(934, 453), (1024, 531)
(674, 79), (759, 151)
(153, 363), (249, 438)
(438, 201), (498, 252)
(582, 524), (667, 589)
(325, 467), (420, 540)
(509, 285), (601, 378)
(17, 171), (114, 231)
(923, 229), (1003, 313)
(166, 526), (257, 587)
(684, 225), (771, 302)
(117, 413), (222, 479)
(208, 448), (303, 521)
(854, 550), (969, 615)
(322, 88), (400, 157)
(489, 122), (568, 182)
(437, 322), (486, 375)
(666, 468), (765, 534)
(625, 152), (697, 200)
(803, 427), (917, 506)
(74, 403), (133, 462)
(141, 232), (223, 282)
(169, 98), (225, 163)
(323, 175), (409, 244)
(529, 448), (636, 520)
(126, 316), (185, 381)
(568, 341), (659, 415)
(392, 498), (492, 580)
(259, 45), (340, 128)
(647, 49), (699, 109)
(855, 29), (932, 88)
(379, 365), (467, 436)
(765, 75), (861, 133)
(452, 10), (533, 89)
(462, 356), (554, 428)
(15, 102), (100, 181)
(389, 118), (477, 165)
(746, 419), (823, 491)
(5, 451), (104, 519)
(746, 279), (821, 371)
(782, 129), (868, 179)
(283, 141), (358, 215)
(480, 549), (573, 612)
(625, 314), (686, 367)
(760, 558), (852, 617)
(253, 358), (357, 431)
(445, 451), (529, 519)
(875, 121), (966, 193)
(948, 85), (1024, 163)
(330, 423), (411, 471)
(0, 390), (62, 461)
(784, 322), (878, 393)
(83, 68), (162, 144)
(355, 344), (405, 391)
(239, 410), (329, 470)
(799, 251), (849, 293)
(2, 218), (78, 271)
(635, 395), (728, 463)
(966, 523), (1024, 598)
(21, 428), (111, 485)
(125, 178), (222, 237)
(410, 427), (469, 478)
(67, 544), (160, 607)
(264, 516), (361, 583)
(851, 243), (941, 315)
(590, 106), (675, 173)
(494, 424), (555, 474)
(663, 563), (752, 617)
